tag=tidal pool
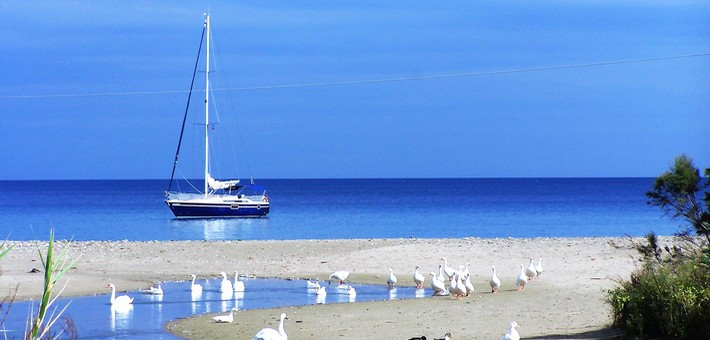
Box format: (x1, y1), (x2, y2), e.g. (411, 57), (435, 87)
(1, 277), (431, 339)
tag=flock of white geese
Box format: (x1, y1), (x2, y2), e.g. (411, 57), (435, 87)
(104, 257), (543, 340)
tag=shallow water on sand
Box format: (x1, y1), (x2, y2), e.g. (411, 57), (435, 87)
(1, 277), (430, 339)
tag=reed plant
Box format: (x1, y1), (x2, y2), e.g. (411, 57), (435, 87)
(24, 230), (77, 339)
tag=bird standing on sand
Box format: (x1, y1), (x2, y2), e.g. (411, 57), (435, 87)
(463, 273), (474, 296)
(525, 257), (538, 280)
(253, 312), (288, 340)
(413, 266), (425, 289)
(387, 268), (398, 289)
(213, 307), (238, 323)
(436, 265), (446, 283)
(430, 272), (446, 295)
(500, 321), (520, 340)
(329, 271), (349, 285)
(515, 264), (527, 291)
(490, 265), (501, 293)
(535, 258), (544, 277)
(441, 258), (456, 281)
(434, 332), (453, 340)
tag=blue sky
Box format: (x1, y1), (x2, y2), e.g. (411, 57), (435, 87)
(1, 1), (708, 180)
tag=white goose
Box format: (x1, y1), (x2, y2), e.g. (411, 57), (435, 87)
(213, 307), (238, 323)
(233, 271), (245, 292)
(490, 265), (501, 293)
(253, 312), (288, 340)
(515, 264), (528, 291)
(190, 274), (203, 294)
(449, 273), (466, 298)
(220, 272), (233, 292)
(106, 283), (133, 305)
(386, 268), (397, 289)
(144, 282), (163, 295)
(500, 321), (520, 340)
(306, 278), (321, 289)
(525, 257), (538, 280)
(329, 271), (350, 285)
(430, 272), (446, 295)
(441, 258), (456, 281)
(535, 258), (544, 277)
(463, 273), (474, 296)
(413, 266), (425, 289)
(436, 265), (446, 283)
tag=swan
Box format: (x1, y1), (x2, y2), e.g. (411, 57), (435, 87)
(315, 285), (327, 296)
(190, 274), (202, 294)
(220, 272), (233, 292)
(500, 321), (520, 340)
(515, 264), (528, 291)
(213, 307), (238, 323)
(441, 258), (456, 280)
(306, 278), (320, 289)
(430, 272), (446, 295)
(143, 282), (163, 295)
(436, 265), (446, 283)
(525, 257), (538, 280)
(253, 312), (288, 340)
(233, 271), (245, 292)
(329, 271), (349, 285)
(386, 268), (397, 289)
(535, 258), (544, 277)
(413, 266), (425, 289)
(463, 273), (474, 296)
(106, 283), (133, 305)
(490, 265), (501, 293)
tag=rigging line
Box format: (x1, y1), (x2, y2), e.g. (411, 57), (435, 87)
(2, 52), (709, 100)
(167, 23), (206, 193)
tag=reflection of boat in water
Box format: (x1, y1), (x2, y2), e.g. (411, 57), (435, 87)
(165, 14), (269, 219)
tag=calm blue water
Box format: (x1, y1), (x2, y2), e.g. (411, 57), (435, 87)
(1, 277), (426, 339)
(0, 178), (677, 241)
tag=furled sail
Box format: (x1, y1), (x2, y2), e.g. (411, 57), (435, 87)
(207, 173), (240, 191)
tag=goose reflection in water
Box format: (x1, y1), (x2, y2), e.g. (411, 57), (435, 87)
(389, 287), (397, 300)
(110, 303), (133, 332)
(415, 288), (426, 299)
(315, 294), (326, 305)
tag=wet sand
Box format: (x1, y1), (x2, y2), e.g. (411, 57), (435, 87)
(0, 237), (643, 339)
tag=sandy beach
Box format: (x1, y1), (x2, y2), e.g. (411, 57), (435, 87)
(0, 237), (645, 339)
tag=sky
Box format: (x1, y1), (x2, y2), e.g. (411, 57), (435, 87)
(0, 1), (708, 180)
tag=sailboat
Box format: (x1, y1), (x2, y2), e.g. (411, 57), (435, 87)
(165, 14), (269, 218)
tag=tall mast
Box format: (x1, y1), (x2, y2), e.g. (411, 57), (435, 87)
(204, 14), (210, 197)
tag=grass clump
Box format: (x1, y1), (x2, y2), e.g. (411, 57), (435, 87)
(607, 242), (710, 339)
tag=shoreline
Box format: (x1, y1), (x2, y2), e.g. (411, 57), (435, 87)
(0, 236), (646, 338)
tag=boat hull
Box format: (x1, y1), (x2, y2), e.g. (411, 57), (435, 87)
(166, 200), (269, 218)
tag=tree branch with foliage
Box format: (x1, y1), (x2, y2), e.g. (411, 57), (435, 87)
(646, 154), (710, 244)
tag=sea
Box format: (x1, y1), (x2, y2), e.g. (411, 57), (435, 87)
(0, 178), (678, 241)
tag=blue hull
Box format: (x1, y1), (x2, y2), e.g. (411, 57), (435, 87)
(166, 201), (269, 218)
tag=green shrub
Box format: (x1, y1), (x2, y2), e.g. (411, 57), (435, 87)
(607, 253), (710, 339)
